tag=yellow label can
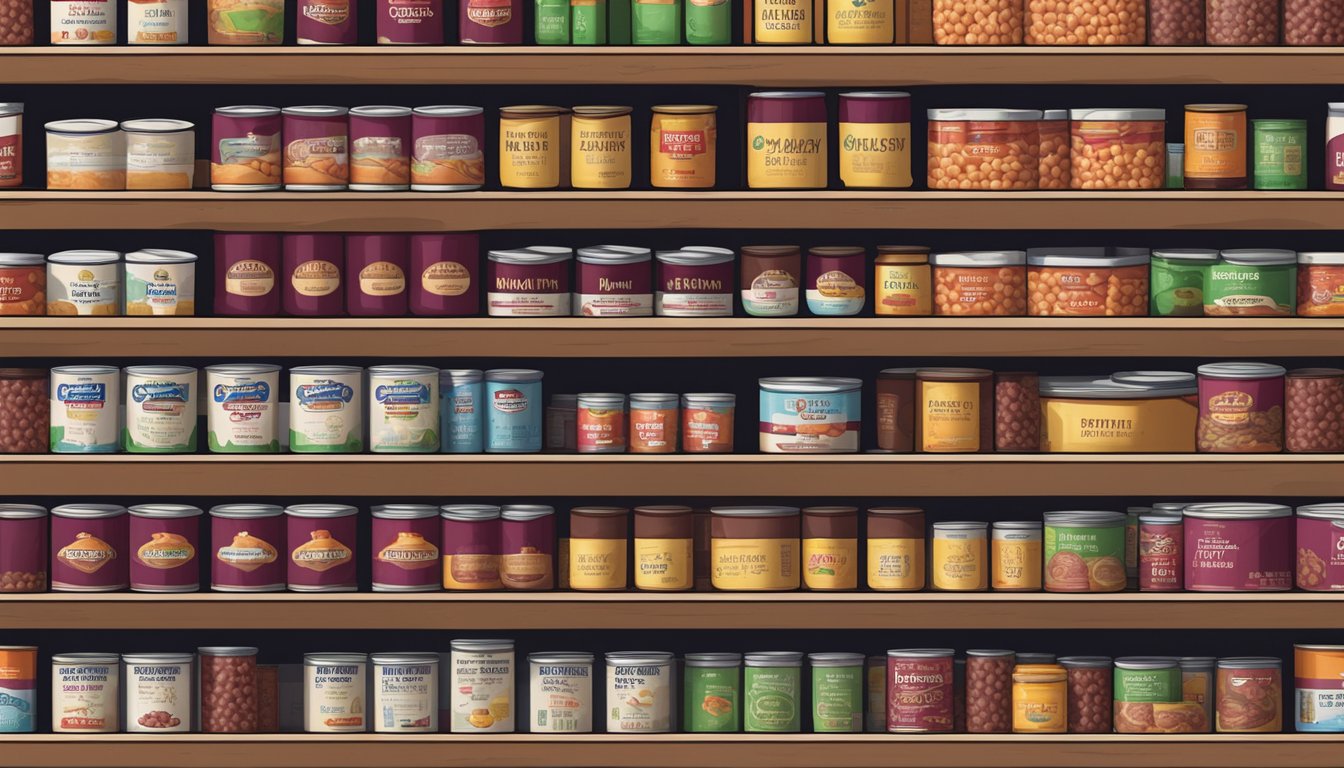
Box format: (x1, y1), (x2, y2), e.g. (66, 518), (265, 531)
(499, 105), (568, 190)
(650, 105), (717, 189)
(931, 521), (987, 591)
(711, 537), (800, 590)
(867, 538), (924, 591)
(874, 248), (931, 316)
(802, 537), (858, 590)
(1012, 665), (1068, 733)
(991, 522), (1043, 591)
(747, 92), (827, 190)
(754, 0), (812, 42)
(571, 106), (632, 190)
(827, 0), (892, 42)
(634, 537), (693, 591)
(568, 537), (627, 590)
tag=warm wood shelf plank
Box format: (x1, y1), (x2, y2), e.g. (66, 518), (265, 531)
(0, 592), (1337, 630)
(3, 46), (1344, 85)
(2, 317), (1343, 357)
(1, 455), (1341, 495)
(1, 191), (1342, 231)
(3, 734), (1338, 768)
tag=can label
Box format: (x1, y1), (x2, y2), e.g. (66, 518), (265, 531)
(634, 538), (692, 590)
(530, 662), (591, 733)
(499, 116), (559, 189)
(758, 388), (860, 453)
(290, 373), (362, 453)
(754, 0), (810, 42)
(711, 537), (798, 590)
(992, 533), (1042, 590)
(802, 537), (857, 590)
(887, 655), (952, 731)
(875, 263), (930, 316)
(568, 538), (626, 590)
(369, 373), (439, 452)
(1216, 666), (1281, 732)
(0, 650), (35, 733)
(305, 662), (366, 732)
(374, 662), (436, 733)
(812, 665), (862, 732)
(442, 380), (483, 453)
(1204, 263), (1295, 316)
(126, 661), (190, 732)
(839, 121), (910, 188)
(51, 371), (119, 453)
(1253, 127), (1306, 190)
(1140, 523), (1183, 591)
(931, 531), (985, 591)
(124, 372), (197, 453)
(451, 650), (513, 733)
(919, 380), (981, 452)
(742, 268), (799, 317)
(1044, 523), (1125, 592)
(1150, 257), (1206, 317)
(1185, 110), (1246, 180)
(867, 538), (923, 590)
(608, 663), (670, 732)
(47, 261), (119, 316)
(747, 122), (826, 189)
(52, 662), (117, 732)
(208, 370), (279, 453)
(745, 666), (800, 732)
(686, 666), (738, 732)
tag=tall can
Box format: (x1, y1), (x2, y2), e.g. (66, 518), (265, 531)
(650, 105), (717, 189)
(499, 106), (569, 190)
(299, 0), (357, 42)
(535, 0), (571, 42)
(528, 652), (594, 733)
(827, 0), (891, 42)
(347, 233), (409, 316)
(0, 103), (20, 189)
(887, 649), (953, 732)
(1184, 104), (1248, 190)
(1139, 513), (1183, 591)
(206, 363), (281, 453)
(211, 106), (283, 191)
(838, 92), (912, 189)
(0, 646), (37, 732)
(349, 106), (412, 191)
(286, 504), (358, 592)
(411, 233), (479, 315)
(303, 653), (368, 732)
(754, 0), (811, 41)
(1252, 119), (1307, 190)
(461, 0), (522, 41)
(686, 0), (730, 42)
(442, 505), (502, 590)
(368, 364), (439, 453)
(128, 0), (187, 44)
(372, 653), (438, 732)
(450, 639), (515, 733)
(633, 0), (680, 42)
(210, 504), (285, 592)
(441, 369), (484, 453)
(128, 503), (202, 593)
(52, 653), (119, 732)
(378, 0), (445, 43)
(747, 92), (828, 190)
(289, 365), (363, 453)
(607, 651), (674, 732)
(571, 107), (633, 190)
(282, 234), (345, 316)
(282, 106), (350, 191)
(991, 520), (1042, 591)
(810, 652), (864, 733)
(0, 506), (47, 594)
(485, 369), (543, 453)
(123, 365), (197, 453)
(411, 106), (486, 191)
(214, 233), (281, 316)
(744, 652), (803, 733)
(685, 653), (741, 732)
(1328, 103), (1344, 191)
(50, 365), (119, 453)
(372, 504), (441, 592)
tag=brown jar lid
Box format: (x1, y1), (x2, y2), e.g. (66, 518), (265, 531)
(500, 105), (570, 119)
(741, 245), (801, 258)
(635, 505), (694, 539)
(879, 368), (917, 380)
(917, 367), (993, 382)
(803, 506), (858, 539)
(809, 246), (865, 258)
(1288, 368), (1344, 379)
(1185, 103), (1247, 113)
(652, 104), (718, 115)
(572, 105), (634, 118)
(867, 507), (925, 538)
(571, 506), (629, 539)
(876, 246), (930, 265)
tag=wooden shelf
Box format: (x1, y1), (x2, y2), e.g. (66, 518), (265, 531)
(3, 734), (1338, 768)
(3, 46), (1344, 85)
(2, 191), (1342, 231)
(2, 454), (1342, 495)
(5, 317), (1344, 357)
(0, 592), (1337, 630)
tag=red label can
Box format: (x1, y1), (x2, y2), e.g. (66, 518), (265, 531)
(1139, 515), (1183, 591)
(887, 649), (954, 732)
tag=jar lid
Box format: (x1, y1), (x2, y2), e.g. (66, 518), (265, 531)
(210, 504), (284, 519)
(414, 105), (484, 118)
(441, 504), (502, 521)
(44, 119), (119, 135)
(48, 249), (121, 265)
(1069, 108), (1165, 121)
(577, 393), (626, 407)
(1043, 510), (1126, 527)
(126, 249), (198, 264)
(759, 376), (861, 394)
(1296, 503), (1344, 520)
(305, 653), (368, 665)
(528, 652), (594, 664)
(1059, 656), (1112, 669)
(488, 247), (574, 266)
(868, 506), (924, 516)
(635, 504), (693, 516)
(501, 504), (554, 521)
(350, 105), (413, 118)
(371, 653), (440, 665)
(663, 247), (734, 266)
(486, 368), (544, 383)
(685, 652), (742, 667)
(887, 648), (955, 658)
(1186, 103), (1247, 113)
(1298, 252), (1344, 265)
(0, 103), (22, 117)
(1040, 373), (1195, 399)
(927, 109), (1043, 121)
(1182, 502), (1292, 520)
(368, 364), (437, 377)
(217, 105), (281, 118)
(572, 105), (634, 118)
(284, 503), (359, 519)
(745, 651), (805, 667)
(577, 245), (652, 265)
(931, 251), (1026, 267)
(808, 652), (865, 666)
(123, 653), (194, 664)
(121, 118), (195, 133)
(129, 504), (204, 519)
(500, 105), (569, 118)
(1219, 248), (1296, 265)
(809, 246), (865, 258)
(53, 653), (119, 664)
(52, 504), (126, 519)
(1027, 247), (1150, 268)
(1115, 656), (1179, 669)
(651, 104), (717, 114)
(967, 649), (1015, 658)
(1217, 657), (1282, 669)
(451, 639), (514, 652)
(372, 504), (438, 520)
(802, 506), (858, 517)
(711, 506), (800, 518)
(1196, 362), (1287, 379)
(630, 393), (678, 408)
(0, 504), (46, 519)
(1153, 248), (1218, 262)
(0, 253), (44, 266)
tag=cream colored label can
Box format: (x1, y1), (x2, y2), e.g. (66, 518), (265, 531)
(52, 654), (119, 733)
(450, 641), (514, 733)
(51, 0), (117, 44)
(606, 653), (673, 732)
(50, 365), (120, 453)
(289, 366), (363, 453)
(124, 249), (197, 316)
(124, 653), (192, 732)
(128, 0), (187, 44)
(368, 365), (439, 453)
(124, 365), (198, 453)
(991, 522), (1043, 591)
(827, 0), (891, 42)
(45, 120), (125, 189)
(123, 120), (195, 190)
(754, 0), (811, 42)
(304, 653), (367, 733)
(529, 653), (594, 733)
(372, 654), (438, 733)
(46, 251), (120, 316)
(206, 364), (280, 453)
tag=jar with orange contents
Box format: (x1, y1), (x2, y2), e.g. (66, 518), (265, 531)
(682, 393), (734, 453)
(577, 393), (627, 453)
(1037, 110), (1071, 190)
(932, 251), (1027, 316)
(1027, 0), (1147, 44)
(927, 110), (1042, 191)
(1069, 109), (1166, 190)
(1027, 248), (1150, 317)
(629, 393), (678, 454)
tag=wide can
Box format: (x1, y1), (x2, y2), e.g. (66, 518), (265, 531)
(838, 92), (911, 189)
(46, 249), (120, 316)
(411, 106), (486, 191)
(1183, 503), (1292, 591)
(286, 504), (358, 592)
(289, 365), (363, 453)
(1196, 361), (1286, 452)
(349, 106), (412, 190)
(710, 506), (800, 591)
(377, 0), (444, 43)
(206, 363), (281, 453)
(487, 247), (572, 316)
(128, 0), (187, 44)
(52, 653), (118, 732)
(528, 652), (593, 733)
(1043, 511), (1126, 593)
(1204, 251), (1296, 317)
(123, 365), (197, 453)
(450, 639), (515, 733)
(747, 92), (827, 190)
(758, 377), (861, 453)
(1297, 504), (1344, 591)
(368, 364), (439, 452)
(211, 106), (283, 191)
(122, 118), (194, 190)
(50, 365), (119, 453)
(128, 503), (202, 592)
(886, 649), (953, 732)
(1295, 645), (1344, 732)
(45, 119), (124, 190)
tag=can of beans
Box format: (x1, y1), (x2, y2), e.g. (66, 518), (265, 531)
(886, 648), (953, 732)
(211, 106), (283, 191)
(0, 505), (47, 593)
(994, 371), (1040, 452)
(1285, 368), (1344, 453)
(282, 106), (350, 191)
(52, 653), (119, 732)
(51, 503), (128, 592)
(1149, 0), (1203, 44)
(285, 504), (358, 592)
(124, 653), (193, 732)
(371, 504), (441, 592)
(1196, 362), (1286, 453)
(931, 251), (1028, 315)
(1207, 0), (1280, 44)
(965, 649), (1013, 733)
(199, 647), (259, 733)
(1138, 513), (1182, 591)
(349, 106), (412, 191)
(1216, 657), (1282, 733)
(0, 368), (47, 454)
(50, 365), (119, 453)
(0, 6), (33, 46)
(209, 504), (285, 592)
(1059, 656), (1111, 733)
(991, 521), (1041, 591)
(128, 503), (203, 592)
(1296, 503), (1344, 591)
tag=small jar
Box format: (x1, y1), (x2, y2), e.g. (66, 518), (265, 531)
(634, 505), (693, 592)
(1196, 362), (1286, 453)
(1138, 514), (1183, 591)
(1069, 109), (1166, 191)
(545, 394), (578, 453)
(409, 234), (478, 316)
(499, 106), (569, 190)
(1185, 104), (1249, 190)
(348, 105), (412, 191)
(1059, 656), (1112, 734)
(931, 251), (1027, 316)
(837, 92), (912, 189)
(1216, 658), (1282, 733)
(574, 246), (652, 317)
(0, 254), (45, 317)
(655, 248), (734, 317)
(371, 504), (441, 592)
(486, 368), (544, 453)
(440, 369), (484, 454)
(1027, 247), (1151, 316)
(209, 504), (285, 592)
(991, 521), (1042, 591)
(1286, 368), (1344, 453)
(874, 246), (931, 317)
(346, 233), (409, 316)
(51, 504), (127, 592)
(501, 505), (555, 590)
(128, 504), (203, 593)
(1012, 664), (1067, 734)
(1285, 0), (1344, 44)
(46, 250), (118, 317)
(281, 106), (349, 191)
(569, 506), (629, 591)
(285, 504), (358, 592)
(994, 372), (1040, 452)
(283, 234), (345, 316)
(916, 368), (994, 454)
(1298, 253), (1344, 317)
(806, 247), (866, 317)
(577, 393), (627, 453)
(570, 106), (633, 190)
(927, 110), (1041, 191)
(966, 650), (1014, 733)
(746, 92), (828, 191)
(866, 507), (924, 591)
(1149, 0), (1204, 43)
(710, 506), (801, 591)
(214, 233), (281, 316)
(682, 393), (735, 453)
(629, 393), (678, 454)
(487, 247), (573, 317)
(1207, 0), (1280, 44)
(876, 368), (916, 452)
(801, 506), (858, 591)
(0, 504), (47, 593)
(932, 0), (1021, 43)
(1180, 656), (1215, 732)
(199, 647), (258, 734)
(441, 504), (502, 591)
(930, 521), (988, 592)
(740, 245), (801, 317)
(1028, 0), (1147, 43)
(649, 105), (717, 190)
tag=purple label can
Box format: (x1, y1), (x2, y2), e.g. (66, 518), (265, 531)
(298, 0), (358, 43)
(441, 505), (502, 590)
(459, 0), (522, 43)
(347, 233), (409, 316)
(655, 247), (735, 317)
(283, 234), (345, 316)
(282, 106), (349, 191)
(286, 504), (359, 592)
(1297, 504), (1344, 591)
(129, 504), (203, 593)
(500, 504), (554, 590)
(377, 0), (444, 43)
(1183, 503), (1293, 591)
(210, 504), (286, 592)
(486, 247), (573, 317)
(50, 504), (128, 592)
(215, 233), (281, 316)
(372, 504), (441, 592)
(411, 233), (479, 316)
(350, 106), (412, 191)
(411, 106), (486, 192)
(574, 246), (653, 317)
(211, 106), (283, 191)
(0, 504), (48, 593)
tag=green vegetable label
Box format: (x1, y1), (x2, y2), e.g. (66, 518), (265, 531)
(744, 666), (800, 732)
(686, 667), (740, 732)
(812, 666), (862, 733)
(1114, 666), (1181, 702)
(1150, 257), (1206, 317)
(1253, 123), (1307, 190)
(1203, 263), (1296, 316)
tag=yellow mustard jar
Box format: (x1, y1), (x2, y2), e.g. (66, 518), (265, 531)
(991, 520), (1043, 591)
(931, 521), (987, 591)
(570, 106), (632, 190)
(568, 506), (628, 591)
(747, 92), (827, 190)
(633, 505), (694, 592)
(710, 506), (800, 591)
(499, 105), (569, 190)
(875, 247), (931, 316)
(827, 0), (892, 42)
(866, 506), (925, 591)
(1012, 664), (1068, 733)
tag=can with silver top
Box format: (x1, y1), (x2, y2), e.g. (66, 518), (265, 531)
(487, 247), (573, 317)
(574, 246), (653, 317)
(371, 653), (438, 732)
(304, 652), (368, 732)
(606, 651), (675, 733)
(528, 652), (594, 733)
(368, 364), (439, 453)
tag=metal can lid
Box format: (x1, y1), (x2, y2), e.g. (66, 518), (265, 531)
(44, 118), (119, 134)
(282, 105), (349, 117)
(711, 506), (800, 518)
(745, 651), (805, 667)
(1216, 656), (1282, 669)
(350, 105), (413, 118)
(126, 249), (198, 264)
(451, 639), (515, 652)
(129, 504), (204, 519)
(487, 368), (544, 383)
(290, 365), (363, 376)
(441, 504), (502, 521)
(528, 652), (594, 664)
(368, 364), (437, 377)
(572, 105), (634, 118)
(993, 520), (1042, 531)
(1219, 248), (1296, 265)
(48, 249), (121, 265)
(500, 105), (569, 118)
(759, 377), (861, 394)
(121, 118), (195, 133)
(284, 503), (359, 519)
(487, 247), (574, 266)
(198, 646), (259, 656)
(1297, 503), (1344, 520)
(1059, 656), (1112, 669)
(1186, 103), (1247, 113)
(123, 653), (194, 664)
(0, 103), (23, 117)
(933, 520), (988, 532)
(1298, 252), (1344, 265)
(657, 248), (734, 267)
(210, 504), (284, 519)
(1182, 502), (1292, 520)
(53, 653), (119, 664)
(966, 649), (1016, 658)
(682, 393), (736, 406)
(887, 648), (955, 658)
(1196, 362), (1287, 380)
(0, 253), (47, 267)
(577, 393), (627, 408)
(1178, 656), (1216, 668)
(0, 504), (46, 520)
(807, 652), (865, 667)
(685, 652), (742, 667)
(803, 505), (859, 517)
(372, 504), (439, 520)
(371, 653), (440, 665)
(1069, 108), (1166, 121)
(414, 105), (484, 118)
(501, 504), (554, 521)
(1114, 656), (1179, 669)
(305, 653), (369, 665)
(630, 393), (678, 408)
(750, 90), (826, 100)
(1042, 109), (1068, 120)
(652, 104), (717, 115)
(577, 245), (652, 265)
(1152, 248), (1218, 262)
(206, 363), (282, 376)
(125, 364), (197, 378)
(1027, 247), (1150, 269)
(1043, 510), (1127, 527)
(606, 651), (673, 666)
(931, 250), (1027, 267)
(216, 105), (281, 118)
(440, 369), (484, 384)
(928, 109), (1043, 121)
(1139, 514), (1182, 526)
(52, 503), (126, 519)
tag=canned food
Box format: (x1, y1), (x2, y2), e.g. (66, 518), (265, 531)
(210, 504), (285, 592)
(1183, 502), (1293, 591)
(874, 246), (931, 316)
(1059, 656), (1111, 733)
(369, 653), (437, 733)
(1298, 254), (1344, 317)
(931, 251), (1028, 316)
(289, 365), (363, 453)
(124, 653), (193, 732)
(128, 503), (202, 593)
(1216, 657), (1282, 733)
(485, 368), (543, 453)
(574, 245), (652, 317)
(45, 119), (124, 190)
(931, 521), (987, 592)
(123, 365), (197, 453)
(886, 649), (953, 732)
(0, 104), (20, 188)
(607, 652), (674, 732)
(500, 505), (555, 590)
(122, 118), (195, 190)
(198, 647), (259, 733)
(499, 106), (568, 190)
(410, 106), (486, 191)
(1196, 362), (1286, 453)
(1184, 104), (1248, 190)
(50, 365), (119, 453)
(746, 92), (828, 190)
(991, 521), (1042, 591)
(348, 106), (412, 191)
(371, 504), (441, 592)
(867, 507), (924, 591)
(1150, 248), (1216, 317)
(758, 377), (861, 454)
(806, 246), (866, 316)
(655, 249), (733, 317)
(304, 653), (368, 732)
(965, 649), (1013, 734)
(285, 504), (358, 592)
(0, 506), (47, 593)
(1012, 664), (1067, 733)
(741, 245), (801, 317)
(0, 253), (43, 316)
(927, 110), (1041, 191)
(124, 249), (196, 316)
(451, 640), (515, 733)
(571, 107), (633, 190)
(129, 0), (187, 44)
(211, 106), (283, 190)
(440, 369), (484, 453)
(1043, 511), (1126, 593)
(1295, 645), (1344, 732)
(1297, 504), (1344, 591)
(685, 653), (740, 732)
(368, 364), (439, 452)
(710, 506), (800, 591)
(743, 652), (804, 733)
(1180, 656), (1215, 733)
(837, 92), (911, 190)
(682, 393), (734, 453)
(754, 0), (811, 41)
(1068, 109), (1165, 191)
(206, 363), (281, 453)
(650, 106), (717, 189)
(46, 250), (120, 316)
(487, 247), (573, 317)
(1205, 250), (1296, 317)
(1138, 514), (1183, 591)
(1113, 656), (1206, 733)
(282, 106), (350, 191)
(52, 653), (119, 732)
(1026, 247), (1150, 316)
(527, 652), (593, 733)
(1253, 119), (1307, 190)
(916, 368), (993, 453)
(1040, 371), (1197, 453)
(0, 646), (36, 732)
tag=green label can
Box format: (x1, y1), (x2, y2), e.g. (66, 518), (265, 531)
(1150, 249), (1215, 317)
(1042, 511), (1126, 593)
(633, 0), (681, 43)
(744, 652), (802, 733)
(535, 0), (572, 43)
(1253, 119), (1307, 191)
(685, 0), (730, 43)
(1204, 250), (1297, 316)
(685, 654), (741, 732)
(1114, 658), (1181, 702)
(571, 0), (608, 43)
(810, 653), (864, 733)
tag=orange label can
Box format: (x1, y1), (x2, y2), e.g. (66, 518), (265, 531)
(1185, 105), (1247, 186)
(577, 394), (627, 453)
(0, 646), (36, 732)
(682, 393), (735, 453)
(630, 394), (678, 454)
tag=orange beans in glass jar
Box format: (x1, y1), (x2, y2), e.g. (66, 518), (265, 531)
(1070, 109), (1166, 190)
(1285, 368), (1344, 454)
(0, 369), (48, 454)
(966, 650), (1014, 733)
(1149, 0), (1204, 43)
(1027, 248), (1151, 316)
(1038, 110), (1070, 190)
(1060, 656), (1113, 733)
(1284, 0), (1344, 44)
(932, 251), (1028, 316)
(928, 109), (1041, 191)
(933, 0), (1024, 44)
(1027, 0), (1146, 43)
(1207, 0), (1281, 44)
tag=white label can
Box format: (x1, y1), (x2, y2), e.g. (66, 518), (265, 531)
(289, 366), (363, 453)
(50, 365), (120, 453)
(52, 653), (119, 733)
(123, 365), (197, 453)
(304, 653), (368, 733)
(450, 640), (514, 733)
(123, 653), (192, 732)
(127, 0), (186, 44)
(528, 652), (593, 733)
(124, 249), (197, 316)
(372, 653), (438, 733)
(605, 652), (673, 733)
(368, 365), (439, 453)
(50, 0), (117, 44)
(46, 250), (121, 316)
(123, 119), (195, 189)
(205, 364), (280, 453)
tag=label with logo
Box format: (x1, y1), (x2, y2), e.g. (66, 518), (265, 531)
(422, 260), (470, 296)
(753, 0), (811, 42)
(839, 121), (910, 188)
(711, 537), (799, 590)
(747, 122), (826, 189)
(359, 261), (407, 297)
(919, 380), (980, 452)
(291, 530), (354, 572)
(802, 537), (857, 590)
(568, 538), (627, 590)
(226, 259), (276, 297)
(827, 0), (890, 42)
(867, 538), (923, 590)
(291, 259), (340, 297)
(217, 532), (278, 572)
(742, 268), (798, 316)
(136, 532), (196, 569)
(806, 268), (865, 316)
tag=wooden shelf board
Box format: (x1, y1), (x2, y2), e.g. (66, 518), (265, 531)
(1, 454), (1341, 495)
(2, 317), (1343, 357)
(3, 46), (1344, 85)
(1, 191), (1341, 231)
(0, 592), (1337, 630)
(3, 734), (1338, 768)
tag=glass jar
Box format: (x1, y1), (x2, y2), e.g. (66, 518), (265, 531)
(1027, 247), (1151, 316)
(874, 246), (931, 317)
(1207, 0), (1281, 44)
(1059, 656), (1112, 734)
(931, 251), (1028, 316)
(1149, 0), (1204, 43)
(1012, 664), (1067, 733)
(927, 110), (1041, 191)
(966, 650), (1014, 733)
(1037, 110), (1070, 190)
(1069, 109), (1166, 190)
(1028, 0), (1147, 43)
(1285, 368), (1344, 453)
(0, 369), (48, 453)
(1285, 0), (1344, 43)
(932, 0), (1023, 44)
(199, 647), (259, 733)
(994, 372), (1040, 452)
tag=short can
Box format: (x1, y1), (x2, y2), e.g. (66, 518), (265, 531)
(210, 504), (285, 592)
(1043, 510), (1126, 593)
(124, 653), (193, 732)
(655, 248), (733, 317)
(629, 393), (678, 454)
(441, 504), (502, 590)
(1253, 119), (1308, 190)
(1295, 645), (1344, 732)
(837, 92), (911, 189)
(743, 652), (803, 733)
(930, 521), (987, 591)
(758, 377), (861, 453)
(1150, 248), (1216, 317)
(650, 105), (717, 189)
(528, 652), (594, 733)
(810, 652), (863, 733)
(874, 246), (931, 316)
(1026, 247), (1150, 316)
(806, 246), (866, 316)
(206, 363), (281, 453)
(571, 107), (633, 190)
(282, 106), (350, 190)
(1216, 657), (1282, 733)
(1205, 249), (1296, 317)
(0, 506), (47, 593)
(124, 249), (197, 316)
(410, 106), (486, 191)
(991, 521), (1042, 591)
(1196, 362), (1286, 453)
(1298, 253), (1344, 317)
(574, 245), (652, 317)
(0, 646), (37, 732)
(500, 505), (555, 590)
(368, 364), (439, 452)
(289, 365), (364, 453)
(52, 653), (119, 732)
(45, 119), (125, 190)
(485, 368), (543, 453)
(487, 247), (573, 317)
(682, 393), (734, 453)
(606, 651), (674, 732)
(50, 365), (119, 453)
(0, 252), (45, 316)
(1138, 513), (1183, 591)
(123, 364), (198, 453)
(211, 105), (283, 190)
(1012, 664), (1067, 733)
(886, 649), (953, 732)
(927, 110), (1041, 191)
(46, 250), (120, 316)
(441, 369), (484, 453)
(577, 393), (627, 453)
(50, 1), (116, 44)
(1113, 656), (1202, 734)
(1183, 502), (1293, 591)
(1297, 504), (1344, 591)
(371, 653), (437, 733)
(916, 367), (994, 453)
(450, 639), (515, 733)
(349, 105), (412, 191)
(372, 504), (441, 592)
(304, 653), (368, 732)
(128, 503), (202, 593)
(685, 653), (741, 732)
(286, 504), (358, 592)
(122, 118), (195, 190)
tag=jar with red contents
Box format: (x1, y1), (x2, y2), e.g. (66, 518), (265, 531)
(371, 504), (441, 592)
(128, 504), (203, 593)
(215, 233), (281, 316)
(346, 233), (409, 316)
(410, 233), (479, 316)
(577, 392), (628, 453)
(283, 234), (345, 316)
(0, 253), (44, 316)
(0, 368), (47, 453)
(0, 504), (47, 592)
(1138, 513), (1182, 591)
(1058, 656), (1112, 733)
(806, 247), (866, 316)
(199, 647), (259, 734)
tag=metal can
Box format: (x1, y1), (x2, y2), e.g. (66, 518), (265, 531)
(991, 521), (1042, 591)
(410, 105), (486, 191)
(349, 106), (411, 191)
(210, 504), (285, 592)
(528, 652), (594, 733)
(368, 364), (440, 453)
(570, 107), (632, 190)
(124, 248), (196, 316)
(0, 646), (37, 732)
(1183, 502), (1293, 591)
(50, 365), (119, 453)
(486, 368), (543, 453)
(499, 106), (568, 190)
(441, 504), (502, 591)
(684, 653), (740, 732)
(686, 0), (730, 42)
(206, 363), (281, 454)
(450, 640), (515, 733)
(682, 393), (734, 453)
(0, 506), (47, 594)
(743, 652), (803, 733)
(629, 393), (678, 454)
(747, 92), (828, 190)
(758, 377), (861, 454)
(1113, 657), (1200, 734)
(1197, 361), (1287, 452)
(378, 0), (444, 42)
(1253, 119), (1307, 190)
(486, 247), (573, 317)
(886, 649), (953, 732)
(650, 106), (716, 189)
(51, 504), (128, 592)
(1295, 645), (1344, 732)
(304, 653), (368, 732)
(128, 503), (202, 593)
(1216, 657), (1282, 733)
(123, 365), (197, 453)
(45, 250), (119, 317)
(45, 118), (124, 190)
(285, 504), (358, 592)
(440, 369), (484, 453)
(1043, 510), (1126, 593)
(931, 521), (987, 592)
(282, 106), (349, 191)
(1179, 656), (1215, 733)
(874, 246), (931, 317)
(1328, 103), (1344, 191)
(577, 393), (627, 453)
(128, 0), (186, 43)
(1139, 514), (1183, 591)
(211, 106), (283, 191)
(372, 504), (440, 592)
(754, 0), (811, 41)
(810, 652), (863, 733)
(0, 104), (19, 188)
(124, 653), (193, 732)
(298, 0), (356, 42)
(837, 92), (911, 189)
(122, 118), (195, 190)
(607, 651), (674, 732)
(51, 0), (117, 44)
(289, 365), (363, 453)
(52, 653), (119, 732)
(1012, 664), (1067, 733)
(1184, 104), (1248, 190)
(371, 653), (438, 733)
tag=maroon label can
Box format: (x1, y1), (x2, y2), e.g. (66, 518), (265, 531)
(1183, 503), (1293, 591)
(215, 233), (281, 316)
(655, 248), (734, 317)
(350, 106), (412, 191)
(887, 648), (954, 732)
(347, 233), (409, 316)
(574, 246), (653, 317)
(1139, 514), (1183, 592)
(1195, 362), (1286, 453)
(282, 106), (349, 191)
(806, 245), (866, 317)
(50, 504), (128, 592)
(0, 504), (48, 593)
(377, 0), (444, 43)
(1296, 504), (1344, 591)
(411, 106), (486, 191)
(286, 504), (358, 592)
(372, 504), (441, 592)
(298, 0), (358, 43)
(441, 505), (503, 590)
(210, 504), (286, 592)
(501, 505), (554, 590)
(211, 106), (283, 191)
(486, 247), (573, 317)
(128, 504), (202, 593)
(459, 0), (522, 43)
(410, 233), (479, 316)
(283, 234), (345, 316)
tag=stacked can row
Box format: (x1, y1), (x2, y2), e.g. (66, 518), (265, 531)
(3, 644), (1337, 735)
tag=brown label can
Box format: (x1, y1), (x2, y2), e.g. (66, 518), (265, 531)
(886, 649), (954, 732)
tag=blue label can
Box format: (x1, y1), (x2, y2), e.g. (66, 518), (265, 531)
(485, 369), (544, 453)
(441, 369), (484, 453)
